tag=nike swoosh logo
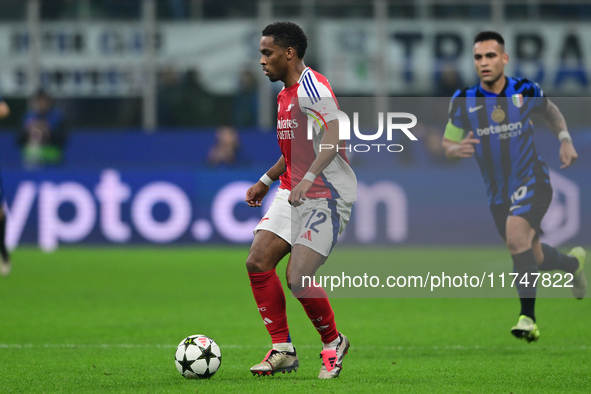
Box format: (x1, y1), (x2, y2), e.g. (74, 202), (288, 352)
(509, 205), (522, 212)
(469, 105), (483, 113)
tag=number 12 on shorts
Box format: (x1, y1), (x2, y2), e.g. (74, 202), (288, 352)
(305, 209), (327, 233)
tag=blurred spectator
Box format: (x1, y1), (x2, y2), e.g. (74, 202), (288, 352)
(19, 90), (68, 168)
(158, 67), (220, 127)
(233, 67), (258, 127)
(541, 3), (591, 20)
(41, 0), (103, 20)
(41, 0), (65, 20)
(433, 4), (488, 19)
(207, 125), (241, 167)
(157, 0), (188, 19)
(157, 67), (184, 126)
(203, 0), (257, 18)
(0, 0), (26, 21)
(101, 0), (188, 20)
(177, 69), (216, 127)
(435, 62), (463, 97)
(103, 0), (141, 19)
(60, 0), (104, 19)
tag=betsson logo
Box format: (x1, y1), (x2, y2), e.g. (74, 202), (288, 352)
(476, 121), (522, 137)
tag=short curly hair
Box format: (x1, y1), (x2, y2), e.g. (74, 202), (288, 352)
(262, 22), (308, 58)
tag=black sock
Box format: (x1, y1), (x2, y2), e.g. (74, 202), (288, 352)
(539, 243), (579, 273)
(512, 249), (538, 322)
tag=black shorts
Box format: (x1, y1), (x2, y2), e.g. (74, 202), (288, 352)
(490, 182), (553, 241)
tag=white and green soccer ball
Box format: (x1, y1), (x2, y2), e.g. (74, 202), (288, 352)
(175, 335), (222, 379)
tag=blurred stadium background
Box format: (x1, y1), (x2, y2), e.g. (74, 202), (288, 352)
(0, 0), (589, 251)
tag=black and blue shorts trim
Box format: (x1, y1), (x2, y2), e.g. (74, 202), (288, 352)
(490, 182), (553, 240)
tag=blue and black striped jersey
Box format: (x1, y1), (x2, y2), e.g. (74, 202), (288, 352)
(448, 76), (550, 206)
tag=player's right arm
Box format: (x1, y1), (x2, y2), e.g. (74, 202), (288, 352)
(442, 123), (480, 159)
(245, 155), (286, 207)
(442, 91), (480, 159)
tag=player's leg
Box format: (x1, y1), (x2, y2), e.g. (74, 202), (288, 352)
(567, 246), (587, 299)
(0, 207), (11, 277)
(491, 202), (536, 330)
(287, 198), (351, 379)
(286, 245), (336, 343)
(287, 245), (349, 379)
(246, 229), (292, 342)
(538, 241), (582, 273)
(505, 213), (542, 343)
(536, 238), (586, 299)
(247, 230), (298, 375)
(523, 181), (586, 298)
(247, 189), (299, 376)
(505, 181), (561, 341)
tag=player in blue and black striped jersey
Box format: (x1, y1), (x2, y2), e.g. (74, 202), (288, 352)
(442, 31), (586, 343)
(0, 94), (11, 276)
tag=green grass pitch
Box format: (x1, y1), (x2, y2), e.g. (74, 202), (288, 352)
(0, 246), (589, 393)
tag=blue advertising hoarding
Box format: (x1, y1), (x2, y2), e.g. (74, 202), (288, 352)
(0, 129), (588, 250)
(1, 166), (588, 251)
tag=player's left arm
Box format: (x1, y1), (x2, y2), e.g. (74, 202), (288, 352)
(289, 119), (340, 206)
(542, 99), (578, 169)
(245, 155), (285, 207)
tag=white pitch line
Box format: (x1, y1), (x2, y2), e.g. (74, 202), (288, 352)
(1, 344), (589, 350)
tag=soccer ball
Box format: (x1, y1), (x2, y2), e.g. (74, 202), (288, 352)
(175, 335), (222, 379)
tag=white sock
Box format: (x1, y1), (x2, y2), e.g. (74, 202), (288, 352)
(273, 342), (294, 352)
(322, 333), (341, 350)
